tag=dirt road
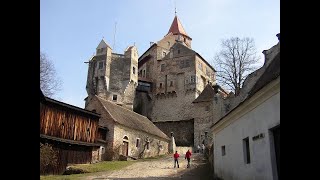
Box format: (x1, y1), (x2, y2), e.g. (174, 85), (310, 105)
(83, 153), (213, 180)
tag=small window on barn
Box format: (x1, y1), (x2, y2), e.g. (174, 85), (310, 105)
(87, 128), (90, 136)
(113, 95), (117, 101)
(221, 146), (226, 156)
(136, 138), (140, 148)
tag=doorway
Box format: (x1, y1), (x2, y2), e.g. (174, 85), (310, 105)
(122, 136), (129, 156)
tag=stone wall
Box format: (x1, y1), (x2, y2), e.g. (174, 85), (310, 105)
(175, 146), (194, 155)
(85, 95), (115, 161)
(133, 91), (152, 119)
(91, 147), (100, 163)
(154, 119), (194, 146)
(113, 124), (169, 159)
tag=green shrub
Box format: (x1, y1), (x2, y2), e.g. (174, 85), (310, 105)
(40, 143), (58, 173)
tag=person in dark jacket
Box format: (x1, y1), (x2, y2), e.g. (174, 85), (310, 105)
(185, 149), (192, 168)
(173, 151), (180, 168)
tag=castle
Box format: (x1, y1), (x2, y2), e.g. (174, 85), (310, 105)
(85, 15), (229, 149)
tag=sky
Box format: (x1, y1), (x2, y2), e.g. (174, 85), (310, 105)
(40, 0), (280, 108)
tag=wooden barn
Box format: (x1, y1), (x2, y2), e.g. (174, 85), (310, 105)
(40, 90), (101, 175)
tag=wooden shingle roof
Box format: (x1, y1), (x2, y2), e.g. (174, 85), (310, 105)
(95, 96), (170, 141)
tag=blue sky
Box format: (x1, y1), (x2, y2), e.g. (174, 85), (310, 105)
(40, 0), (280, 108)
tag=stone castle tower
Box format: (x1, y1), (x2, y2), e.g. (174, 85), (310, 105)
(135, 15), (217, 146)
(85, 39), (138, 110)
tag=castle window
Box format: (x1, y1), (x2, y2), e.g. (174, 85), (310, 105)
(113, 95), (117, 101)
(161, 64), (165, 72)
(133, 67), (136, 74)
(139, 70), (142, 77)
(179, 60), (185, 69)
(190, 75), (196, 83)
(98, 61), (103, 69)
(143, 70), (146, 77)
(198, 62), (202, 70)
(170, 81), (173, 87)
(206, 68), (210, 76)
(178, 49), (180, 54)
(160, 83), (163, 88)
(136, 138), (140, 148)
(185, 59), (190, 67)
(163, 52), (166, 57)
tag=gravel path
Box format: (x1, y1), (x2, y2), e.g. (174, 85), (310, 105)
(82, 153), (212, 180)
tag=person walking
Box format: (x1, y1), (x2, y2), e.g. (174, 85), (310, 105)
(201, 144), (205, 154)
(185, 149), (192, 168)
(173, 151), (180, 168)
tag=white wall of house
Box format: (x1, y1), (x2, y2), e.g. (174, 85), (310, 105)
(212, 78), (280, 180)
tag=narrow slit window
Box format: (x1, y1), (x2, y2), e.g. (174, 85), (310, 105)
(221, 146), (226, 156)
(243, 137), (251, 164)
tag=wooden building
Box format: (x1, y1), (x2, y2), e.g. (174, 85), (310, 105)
(40, 90), (101, 175)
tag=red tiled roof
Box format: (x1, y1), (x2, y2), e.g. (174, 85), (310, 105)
(167, 16), (190, 38)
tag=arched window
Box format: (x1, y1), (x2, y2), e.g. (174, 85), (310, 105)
(123, 136), (128, 140)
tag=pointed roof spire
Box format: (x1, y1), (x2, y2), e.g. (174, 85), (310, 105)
(96, 38), (112, 49)
(166, 15), (190, 38)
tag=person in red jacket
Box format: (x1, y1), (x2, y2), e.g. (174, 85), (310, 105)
(185, 149), (192, 168)
(173, 151), (180, 168)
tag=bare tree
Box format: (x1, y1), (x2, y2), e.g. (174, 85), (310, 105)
(214, 37), (260, 96)
(40, 52), (62, 97)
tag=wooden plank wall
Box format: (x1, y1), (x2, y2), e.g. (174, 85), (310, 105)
(40, 141), (94, 175)
(40, 103), (98, 143)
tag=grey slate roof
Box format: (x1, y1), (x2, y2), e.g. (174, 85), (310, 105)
(95, 96), (170, 141)
(193, 84), (216, 103)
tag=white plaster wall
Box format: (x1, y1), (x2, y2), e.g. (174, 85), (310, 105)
(214, 91), (280, 180)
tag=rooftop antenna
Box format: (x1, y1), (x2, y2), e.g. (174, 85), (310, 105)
(113, 22), (117, 51)
(174, 0), (177, 16)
